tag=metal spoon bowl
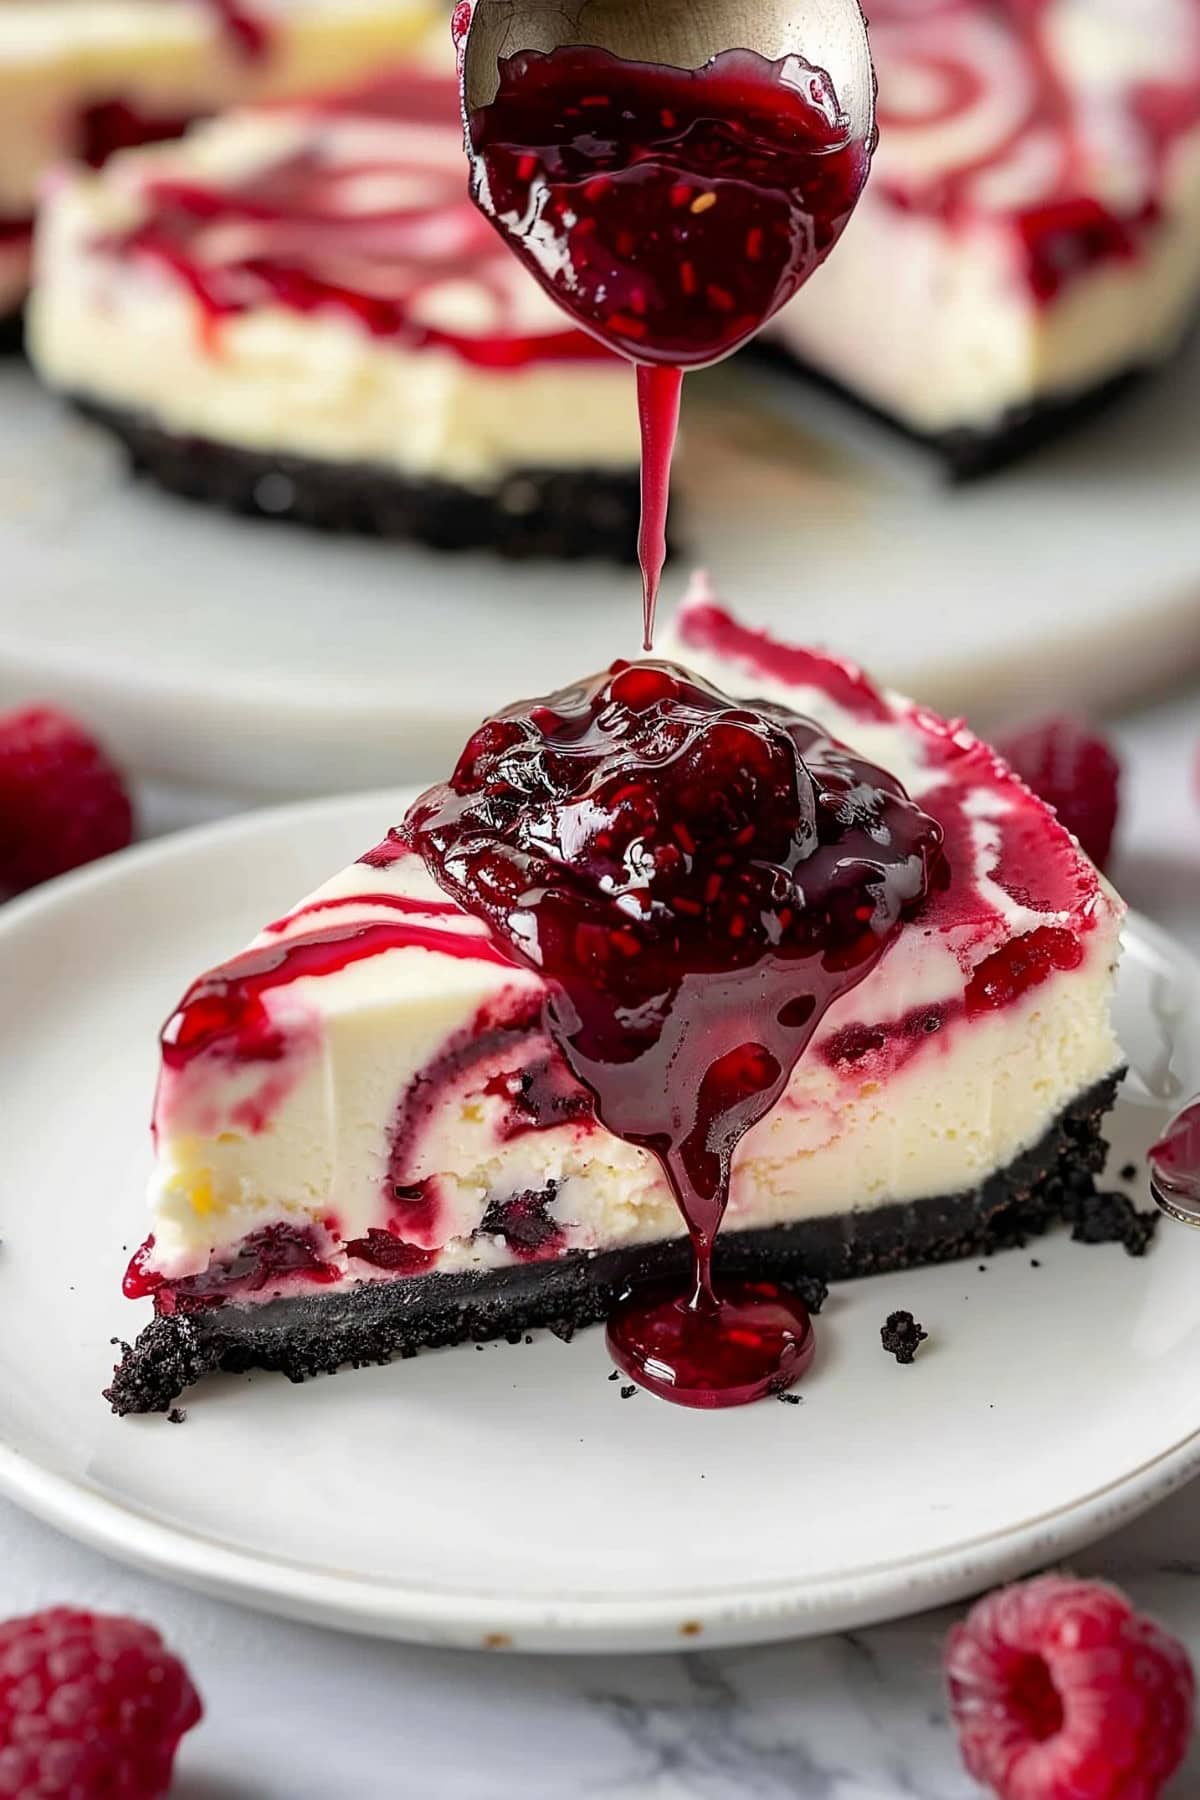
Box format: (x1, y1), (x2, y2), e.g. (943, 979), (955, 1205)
(460, 0), (875, 148)
(1149, 1097), (1200, 1226)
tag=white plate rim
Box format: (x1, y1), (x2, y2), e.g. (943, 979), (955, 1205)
(0, 794), (1197, 1651)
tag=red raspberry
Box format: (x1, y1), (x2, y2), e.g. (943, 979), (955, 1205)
(946, 1574), (1194, 1799)
(993, 716), (1120, 871)
(0, 1607), (201, 1798)
(0, 706), (133, 900)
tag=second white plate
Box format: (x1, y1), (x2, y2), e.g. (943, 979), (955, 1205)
(0, 791), (1198, 1651)
(3, 346), (1200, 797)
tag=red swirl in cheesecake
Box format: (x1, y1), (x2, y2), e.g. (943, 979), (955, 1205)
(107, 73), (615, 367)
(869, 0), (1200, 300)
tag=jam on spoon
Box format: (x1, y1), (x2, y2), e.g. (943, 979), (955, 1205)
(407, 662), (944, 1407)
(464, 44), (874, 647)
(1150, 1099), (1200, 1227)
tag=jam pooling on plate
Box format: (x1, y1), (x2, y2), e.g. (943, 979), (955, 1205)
(465, 45), (873, 646)
(407, 662), (944, 1406)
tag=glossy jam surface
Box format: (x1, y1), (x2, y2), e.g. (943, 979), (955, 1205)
(467, 46), (870, 368)
(112, 75), (609, 367)
(407, 661), (943, 1405)
(635, 365), (682, 648)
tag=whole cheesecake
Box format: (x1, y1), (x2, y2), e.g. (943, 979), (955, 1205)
(107, 590), (1126, 1413)
(27, 68), (643, 558)
(768, 0), (1200, 473)
(0, 0), (437, 323)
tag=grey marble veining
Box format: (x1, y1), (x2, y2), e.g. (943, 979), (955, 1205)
(1, 698), (1197, 1799)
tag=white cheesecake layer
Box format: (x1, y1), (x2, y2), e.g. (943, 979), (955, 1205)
(0, 0), (436, 215)
(771, 0), (1200, 433)
(29, 91), (638, 484)
(144, 626), (1125, 1295)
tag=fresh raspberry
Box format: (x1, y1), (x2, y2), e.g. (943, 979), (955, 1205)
(0, 706), (133, 899)
(993, 716), (1120, 871)
(0, 1607), (201, 1798)
(945, 1574), (1194, 1799)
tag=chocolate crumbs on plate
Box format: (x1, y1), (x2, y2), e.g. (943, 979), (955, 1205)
(881, 1311), (928, 1364)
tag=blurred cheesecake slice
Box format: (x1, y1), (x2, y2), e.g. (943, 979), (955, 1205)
(767, 0), (1200, 473)
(0, 0), (438, 318)
(27, 67), (643, 558)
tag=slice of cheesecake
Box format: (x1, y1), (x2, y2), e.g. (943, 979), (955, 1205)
(766, 0), (1200, 473)
(108, 592), (1126, 1412)
(0, 0), (437, 322)
(27, 67), (642, 559)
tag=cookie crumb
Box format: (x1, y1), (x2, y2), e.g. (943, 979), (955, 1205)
(776, 1392), (803, 1406)
(1066, 1185), (1158, 1257)
(881, 1310), (928, 1364)
(977, 1264), (988, 1273)
(793, 1272), (829, 1315)
(166, 1408), (186, 1425)
(1030, 1258), (1041, 1269)
(607, 1370), (620, 1382)
(619, 1384), (638, 1399)
(524, 1334), (533, 1346)
(1120, 1162), (1138, 1183)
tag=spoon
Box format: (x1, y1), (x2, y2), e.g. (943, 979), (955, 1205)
(1149, 1097), (1200, 1227)
(459, 0), (875, 145)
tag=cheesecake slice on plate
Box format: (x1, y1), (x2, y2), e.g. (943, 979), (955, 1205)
(767, 0), (1200, 473)
(27, 68), (642, 558)
(108, 589), (1126, 1412)
(0, 0), (436, 322)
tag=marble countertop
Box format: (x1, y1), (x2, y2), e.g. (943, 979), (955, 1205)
(7, 687), (1200, 1800)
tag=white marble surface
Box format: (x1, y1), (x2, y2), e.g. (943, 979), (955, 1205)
(5, 690), (1200, 1799)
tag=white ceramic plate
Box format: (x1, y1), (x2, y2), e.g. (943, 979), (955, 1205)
(1, 790), (1199, 1653)
(3, 345), (1200, 799)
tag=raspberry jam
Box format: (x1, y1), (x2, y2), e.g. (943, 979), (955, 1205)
(466, 45), (873, 646)
(1150, 1100), (1200, 1224)
(407, 662), (943, 1407)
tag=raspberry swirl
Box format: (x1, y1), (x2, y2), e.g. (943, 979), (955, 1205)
(113, 75), (611, 366)
(869, 0), (1200, 299)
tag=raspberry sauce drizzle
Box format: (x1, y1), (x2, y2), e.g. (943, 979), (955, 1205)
(161, 917), (510, 1071)
(636, 367), (682, 649)
(466, 45), (872, 645)
(407, 662), (943, 1407)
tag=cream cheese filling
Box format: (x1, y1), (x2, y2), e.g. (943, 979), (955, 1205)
(770, 129), (1200, 435)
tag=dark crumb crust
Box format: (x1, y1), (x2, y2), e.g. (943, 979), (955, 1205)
(107, 1071), (1124, 1414)
(748, 341), (1148, 481)
(68, 396), (648, 562)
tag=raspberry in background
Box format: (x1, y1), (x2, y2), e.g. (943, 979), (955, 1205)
(993, 716), (1120, 871)
(0, 705), (133, 900)
(946, 1573), (1194, 1799)
(0, 1606), (201, 1798)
